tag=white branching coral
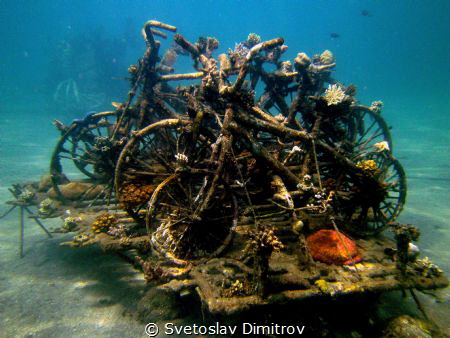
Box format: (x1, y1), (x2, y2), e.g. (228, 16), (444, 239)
(373, 141), (390, 152)
(323, 84), (347, 106)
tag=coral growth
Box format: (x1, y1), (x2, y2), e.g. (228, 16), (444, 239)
(38, 198), (56, 216)
(279, 60), (293, 74)
(243, 225), (284, 296)
(314, 279), (346, 296)
(107, 224), (127, 238)
(305, 190), (335, 214)
(91, 213), (117, 233)
(246, 33), (261, 47)
(63, 215), (82, 232)
(413, 257), (443, 277)
(175, 153), (188, 165)
(243, 225), (285, 256)
(381, 315), (433, 338)
(61, 232), (93, 247)
(297, 174), (314, 192)
(323, 84), (347, 106)
(222, 279), (253, 297)
(356, 159), (380, 175)
(373, 141), (390, 152)
(119, 183), (155, 208)
(306, 229), (362, 265)
(136, 256), (163, 283)
(72, 232), (92, 244)
(319, 50), (335, 65)
(294, 52), (311, 70)
(370, 100), (383, 113)
(17, 190), (35, 204)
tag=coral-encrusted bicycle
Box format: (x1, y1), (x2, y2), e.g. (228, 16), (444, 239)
(49, 20), (406, 264)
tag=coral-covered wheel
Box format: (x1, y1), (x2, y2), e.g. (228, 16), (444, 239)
(115, 118), (217, 223)
(349, 105), (393, 156)
(115, 118), (237, 261)
(50, 111), (119, 201)
(298, 102), (392, 161)
(339, 151), (407, 237)
(146, 173), (237, 263)
(115, 119), (192, 222)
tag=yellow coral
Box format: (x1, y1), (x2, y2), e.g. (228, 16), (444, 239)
(91, 213), (117, 233)
(315, 279), (331, 293)
(315, 279), (344, 295)
(356, 160), (380, 175)
(319, 50), (335, 65)
(294, 52), (311, 69)
(323, 84), (347, 106)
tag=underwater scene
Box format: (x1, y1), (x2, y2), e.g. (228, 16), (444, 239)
(0, 0), (449, 337)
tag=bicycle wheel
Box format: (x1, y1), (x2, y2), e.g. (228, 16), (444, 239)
(336, 151), (407, 237)
(115, 119), (213, 222)
(349, 105), (393, 156)
(115, 118), (237, 261)
(50, 112), (118, 202)
(147, 173), (237, 263)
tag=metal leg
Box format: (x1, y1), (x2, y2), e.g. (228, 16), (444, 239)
(24, 207), (53, 238)
(0, 205), (16, 219)
(19, 206), (24, 258)
(2, 195), (53, 258)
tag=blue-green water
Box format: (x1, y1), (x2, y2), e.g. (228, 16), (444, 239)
(0, 0), (449, 336)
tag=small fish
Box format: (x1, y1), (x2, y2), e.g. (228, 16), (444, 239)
(330, 32), (340, 39)
(361, 9), (372, 17)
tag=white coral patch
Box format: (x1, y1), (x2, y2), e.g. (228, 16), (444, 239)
(175, 153), (188, 164)
(323, 84), (347, 106)
(373, 141), (390, 152)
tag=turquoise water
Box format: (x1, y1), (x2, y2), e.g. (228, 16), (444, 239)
(1, 0), (449, 336)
